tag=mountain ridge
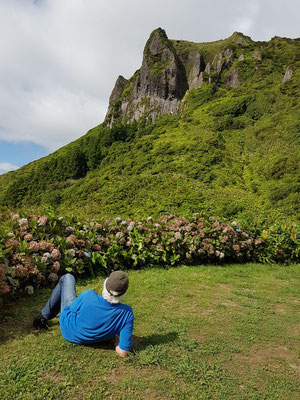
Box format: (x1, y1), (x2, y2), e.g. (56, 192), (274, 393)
(0, 29), (299, 223)
(104, 28), (296, 127)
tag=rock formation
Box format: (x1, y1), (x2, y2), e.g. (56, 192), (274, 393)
(105, 29), (253, 126)
(282, 66), (293, 83)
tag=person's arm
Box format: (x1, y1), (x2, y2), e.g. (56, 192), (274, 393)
(113, 335), (130, 357)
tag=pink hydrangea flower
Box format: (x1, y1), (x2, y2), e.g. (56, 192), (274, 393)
(76, 250), (84, 257)
(24, 233), (33, 242)
(39, 241), (48, 250)
(28, 241), (39, 252)
(221, 235), (229, 243)
(174, 232), (182, 240)
(19, 218), (29, 230)
(255, 238), (264, 246)
(13, 264), (28, 278)
(65, 226), (74, 235)
(5, 239), (19, 248)
(77, 239), (85, 247)
(50, 249), (61, 260)
(51, 261), (60, 273)
(37, 216), (48, 226)
(46, 242), (54, 252)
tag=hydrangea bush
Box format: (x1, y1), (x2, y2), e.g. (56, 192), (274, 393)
(0, 207), (299, 300)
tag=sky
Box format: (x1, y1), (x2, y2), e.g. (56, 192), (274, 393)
(0, 0), (299, 175)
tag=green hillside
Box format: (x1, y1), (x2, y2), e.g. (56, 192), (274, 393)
(0, 32), (299, 223)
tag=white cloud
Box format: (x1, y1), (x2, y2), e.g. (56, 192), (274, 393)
(230, 0), (260, 34)
(0, 162), (19, 175)
(0, 0), (299, 154)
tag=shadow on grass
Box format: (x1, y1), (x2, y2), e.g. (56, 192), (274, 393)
(132, 332), (179, 351)
(0, 290), (54, 344)
(81, 333), (179, 353)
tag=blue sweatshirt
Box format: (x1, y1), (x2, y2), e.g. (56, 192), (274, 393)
(59, 289), (134, 350)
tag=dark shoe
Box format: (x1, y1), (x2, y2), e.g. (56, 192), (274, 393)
(33, 313), (49, 330)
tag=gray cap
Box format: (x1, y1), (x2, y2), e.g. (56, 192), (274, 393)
(106, 271), (129, 296)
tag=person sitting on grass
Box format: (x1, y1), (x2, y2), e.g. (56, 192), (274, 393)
(33, 271), (133, 358)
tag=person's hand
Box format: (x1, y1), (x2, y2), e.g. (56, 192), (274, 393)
(115, 345), (129, 358)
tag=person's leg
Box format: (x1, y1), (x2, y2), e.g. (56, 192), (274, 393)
(40, 274), (77, 320)
(60, 273), (77, 312)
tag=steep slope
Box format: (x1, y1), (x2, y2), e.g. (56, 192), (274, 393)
(0, 29), (299, 222)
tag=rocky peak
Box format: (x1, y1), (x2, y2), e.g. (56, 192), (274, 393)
(108, 75), (127, 104)
(135, 27), (187, 100)
(230, 32), (251, 46)
(105, 29), (255, 127)
(105, 28), (187, 126)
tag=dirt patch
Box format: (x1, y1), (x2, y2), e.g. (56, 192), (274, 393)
(105, 364), (128, 384)
(200, 308), (215, 316)
(106, 365), (176, 385)
(221, 300), (240, 308)
(105, 365), (186, 399)
(209, 284), (234, 305)
(218, 284), (233, 293)
(274, 304), (288, 314)
(288, 323), (300, 336)
(186, 330), (209, 343)
(39, 370), (64, 383)
(274, 302), (300, 315)
(291, 299), (300, 305)
(230, 346), (300, 377)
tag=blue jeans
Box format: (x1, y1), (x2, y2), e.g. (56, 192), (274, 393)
(41, 274), (76, 320)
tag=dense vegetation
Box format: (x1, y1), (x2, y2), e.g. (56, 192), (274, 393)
(1, 207), (299, 300)
(0, 35), (299, 224)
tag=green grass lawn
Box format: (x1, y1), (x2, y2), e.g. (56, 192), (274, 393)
(0, 264), (299, 400)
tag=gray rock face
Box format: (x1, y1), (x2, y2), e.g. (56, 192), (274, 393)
(109, 75), (127, 104)
(282, 66), (293, 83)
(226, 69), (240, 88)
(105, 29), (248, 126)
(106, 28), (187, 126)
(212, 49), (234, 74)
(135, 29), (186, 100)
(187, 51), (206, 89)
(252, 48), (262, 61)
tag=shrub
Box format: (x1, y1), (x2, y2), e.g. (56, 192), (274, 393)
(0, 207), (299, 300)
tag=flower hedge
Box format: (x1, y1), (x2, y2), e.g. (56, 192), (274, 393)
(0, 207), (299, 300)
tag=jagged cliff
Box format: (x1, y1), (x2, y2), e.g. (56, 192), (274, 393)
(105, 28), (259, 126)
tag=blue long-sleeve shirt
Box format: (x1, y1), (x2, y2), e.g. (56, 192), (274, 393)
(59, 289), (134, 350)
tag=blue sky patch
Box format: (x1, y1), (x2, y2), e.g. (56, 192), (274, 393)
(0, 141), (48, 168)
